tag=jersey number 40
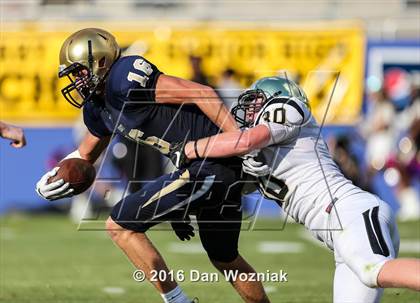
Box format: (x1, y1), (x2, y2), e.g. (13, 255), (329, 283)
(261, 107), (286, 124)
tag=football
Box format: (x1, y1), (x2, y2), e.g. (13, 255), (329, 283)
(48, 158), (96, 195)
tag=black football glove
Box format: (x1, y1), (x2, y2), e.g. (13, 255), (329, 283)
(169, 141), (189, 168)
(171, 218), (195, 241)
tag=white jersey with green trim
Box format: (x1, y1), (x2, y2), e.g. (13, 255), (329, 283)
(253, 97), (365, 242)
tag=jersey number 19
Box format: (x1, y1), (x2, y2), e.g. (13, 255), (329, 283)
(127, 59), (153, 87)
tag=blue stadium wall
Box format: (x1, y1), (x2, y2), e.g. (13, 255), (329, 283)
(0, 126), (400, 215)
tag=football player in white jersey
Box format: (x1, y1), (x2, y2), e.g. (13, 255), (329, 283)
(176, 77), (420, 302)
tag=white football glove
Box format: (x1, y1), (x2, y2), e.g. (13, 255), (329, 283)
(242, 155), (271, 177)
(35, 167), (74, 201)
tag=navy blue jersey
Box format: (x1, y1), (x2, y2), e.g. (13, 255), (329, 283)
(84, 57), (244, 257)
(83, 55), (221, 154)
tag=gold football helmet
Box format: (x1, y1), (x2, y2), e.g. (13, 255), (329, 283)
(58, 28), (120, 108)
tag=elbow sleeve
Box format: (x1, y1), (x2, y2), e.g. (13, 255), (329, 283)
(262, 122), (299, 146)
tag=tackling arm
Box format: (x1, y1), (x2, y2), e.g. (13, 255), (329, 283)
(155, 75), (238, 132)
(184, 124), (271, 159)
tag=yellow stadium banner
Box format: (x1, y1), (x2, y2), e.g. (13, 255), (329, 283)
(0, 21), (364, 125)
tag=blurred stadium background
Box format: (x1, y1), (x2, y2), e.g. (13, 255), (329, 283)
(0, 1), (419, 302)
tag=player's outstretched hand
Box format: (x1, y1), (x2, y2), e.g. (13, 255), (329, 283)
(0, 123), (26, 148)
(242, 155), (271, 177)
(169, 141), (189, 168)
(35, 167), (74, 201)
(171, 218), (195, 241)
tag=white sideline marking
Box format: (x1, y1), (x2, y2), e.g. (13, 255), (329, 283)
(168, 242), (205, 254)
(301, 229), (420, 254)
(0, 227), (15, 240)
(264, 285), (277, 294)
(400, 240), (420, 253)
(258, 241), (304, 254)
(102, 287), (125, 295)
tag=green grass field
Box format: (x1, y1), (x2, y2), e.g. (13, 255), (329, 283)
(1, 214), (419, 303)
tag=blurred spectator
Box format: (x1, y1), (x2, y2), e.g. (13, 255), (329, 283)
(329, 135), (369, 191)
(189, 55), (210, 86)
(361, 88), (396, 174)
(217, 68), (243, 111)
(362, 77), (420, 221)
(385, 85), (420, 221)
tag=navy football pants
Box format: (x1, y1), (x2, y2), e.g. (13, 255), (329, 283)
(110, 160), (243, 262)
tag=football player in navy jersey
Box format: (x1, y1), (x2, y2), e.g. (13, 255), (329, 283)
(35, 28), (270, 303)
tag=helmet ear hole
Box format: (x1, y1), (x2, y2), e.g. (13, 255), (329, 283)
(98, 57), (106, 68)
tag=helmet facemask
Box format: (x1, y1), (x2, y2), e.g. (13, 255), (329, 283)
(59, 63), (99, 108)
(231, 89), (267, 128)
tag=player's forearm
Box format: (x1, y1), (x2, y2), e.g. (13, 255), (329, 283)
(0, 121), (26, 148)
(194, 89), (238, 132)
(76, 132), (110, 164)
(185, 132), (246, 159)
(185, 125), (270, 159)
(0, 121), (15, 138)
